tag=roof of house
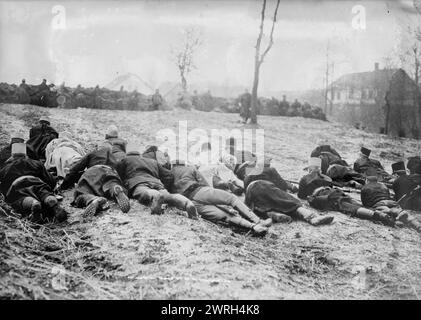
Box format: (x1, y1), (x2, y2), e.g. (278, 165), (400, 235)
(331, 68), (400, 89)
(105, 73), (154, 95)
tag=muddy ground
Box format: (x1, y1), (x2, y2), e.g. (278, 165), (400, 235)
(0, 103), (420, 300)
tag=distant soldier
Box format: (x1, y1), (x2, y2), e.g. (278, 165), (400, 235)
(151, 89), (163, 111)
(39, 79), (49, 92)
(278, 95), (289, 116)
(93, 85), (102, 109)
(238, 89), (252, 124)
(192, 90), (205, 111)
(19, 79), (29, 92)
(302, 102), (312, 118)
(74, 84), (83, 95)
(32, 79), (50, 107)
(289, 99), (302, 117)
(16, 79), (31, 104)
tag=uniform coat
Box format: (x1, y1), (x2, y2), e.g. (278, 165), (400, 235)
(392, 174), (421, 210)
(117, 153), (174, 195)
(26, 124), (59, 160)
(298, 171), (333, 199)
(61, 147), (117, 190)
(0, 157), (56, 204)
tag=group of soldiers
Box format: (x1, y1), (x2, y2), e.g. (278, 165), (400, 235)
(1, 116), (420, 236)
(2, 79), (166, 111)
(237, 90), (327, 123)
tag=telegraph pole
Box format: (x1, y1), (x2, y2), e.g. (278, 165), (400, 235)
(324, 41), (330, 115)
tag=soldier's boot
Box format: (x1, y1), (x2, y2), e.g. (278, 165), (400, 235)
(354, 207), (375, 220)
(185, 200), (198, 219)
(228, 216), (268, 236)
(83, 197), (107, 217)
(232, 198), (271, 226)
(296, 207), (334, 226)
(267, 211), (293, 224)
(373, 210), (395, 227)
(395, 209), (408, 222)
(150, 193), (164, 215)
(51, 205), (68, 223)
(406, 215), (421, 233)
(112, 185), (131, 213)
(22, 197), (43, 223)
(42, 195), (68, 223)
(162, 193), (199, 219)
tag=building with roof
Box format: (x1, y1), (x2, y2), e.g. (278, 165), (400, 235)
(328, 63), (421, 138)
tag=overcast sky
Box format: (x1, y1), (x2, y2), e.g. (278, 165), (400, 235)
(1, 0), (420, 92)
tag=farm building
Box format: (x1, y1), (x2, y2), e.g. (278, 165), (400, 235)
(327, 63), (421, 138)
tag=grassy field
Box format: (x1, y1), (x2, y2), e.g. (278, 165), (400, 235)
(0, 103), (420, 300)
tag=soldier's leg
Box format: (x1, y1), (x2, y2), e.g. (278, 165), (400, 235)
(266, 211), (293, 224)
(352, 207), (395, 226)
(192, 187), (266, 225)
(37, 187), (68, 223)
(132, 185), (162, 215)
(159, 190), (198, 219)
(74, 194), (107, 217)
(103, 179), (130, 213)
(295, 206), (334, 226)
(195, 202), (268, 236)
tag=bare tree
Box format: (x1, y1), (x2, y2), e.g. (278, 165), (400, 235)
(250, 0), (281, 124)
(399, 25), (421, 85)
(171, 27), (202, 92)
(324, 41), (336, 115)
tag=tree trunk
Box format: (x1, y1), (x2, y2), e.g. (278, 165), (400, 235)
(250, 61), (260, 124)
(181, 73), (187, 92)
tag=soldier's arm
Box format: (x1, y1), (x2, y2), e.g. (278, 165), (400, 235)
(158, 164), (174, 190)
(269, 167), (289, 191)
(60, 154), (89, 189)
(194, 169), (210, 187)
(116, 159), (126, 181)
(36, 161), (57, 189)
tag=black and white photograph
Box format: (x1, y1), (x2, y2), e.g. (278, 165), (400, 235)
(0, 0), (421, 304)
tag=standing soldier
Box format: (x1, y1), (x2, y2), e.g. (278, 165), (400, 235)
(278, 95), (289, 116)
(289, 99), (302, 117)
(238, 89), (252, 124)
(151, 89), (163, 111)
(17, 79), (31, 104)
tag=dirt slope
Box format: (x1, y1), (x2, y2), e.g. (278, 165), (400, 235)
(0, 103), (420, 300)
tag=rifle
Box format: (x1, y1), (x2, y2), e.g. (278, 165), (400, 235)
(397, 185), (421, 205)
(285, 179), (361, 194)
